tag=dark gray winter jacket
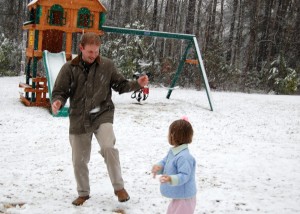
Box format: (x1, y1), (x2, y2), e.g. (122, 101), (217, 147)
(52, 54), (141, 134)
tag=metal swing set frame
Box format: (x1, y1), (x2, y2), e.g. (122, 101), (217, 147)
(101, 26), (214, 111)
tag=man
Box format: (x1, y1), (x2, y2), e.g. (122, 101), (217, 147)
(51, 32), (148, 206)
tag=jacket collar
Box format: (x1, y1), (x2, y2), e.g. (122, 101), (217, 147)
(71, 53), (101, 66)
(171, 144), (188, 155)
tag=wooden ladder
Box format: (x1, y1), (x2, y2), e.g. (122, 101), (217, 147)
(19, 77), (50, 107)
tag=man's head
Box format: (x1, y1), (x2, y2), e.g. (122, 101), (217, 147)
(79, 32), (101, 64)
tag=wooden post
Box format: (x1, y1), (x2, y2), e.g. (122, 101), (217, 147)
(66, 32), (72, 60)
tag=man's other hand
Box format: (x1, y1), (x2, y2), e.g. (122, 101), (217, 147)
(137, 75), (149, 87)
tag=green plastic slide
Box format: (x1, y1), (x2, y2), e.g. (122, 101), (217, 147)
(43, 50), (69, 117)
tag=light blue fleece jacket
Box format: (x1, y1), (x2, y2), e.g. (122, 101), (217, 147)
(157, 144), (197, 199)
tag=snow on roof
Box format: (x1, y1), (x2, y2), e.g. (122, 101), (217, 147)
(27, 0), (107, 11)
(27, 0), (38, 7)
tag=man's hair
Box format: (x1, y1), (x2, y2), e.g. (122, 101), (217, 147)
(168, 119), (194, 146)
(80, 32), (101, 47)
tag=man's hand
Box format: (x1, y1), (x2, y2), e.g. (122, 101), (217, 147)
(137, 75), (149, 87)
(51, 100), (62, 115)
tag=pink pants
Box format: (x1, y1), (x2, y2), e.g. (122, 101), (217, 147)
(166, 197), (196, 214)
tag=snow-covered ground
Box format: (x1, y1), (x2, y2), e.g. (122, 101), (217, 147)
(0, 76), (299, 214)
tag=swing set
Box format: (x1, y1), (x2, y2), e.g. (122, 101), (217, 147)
(19, 0), (213, 117)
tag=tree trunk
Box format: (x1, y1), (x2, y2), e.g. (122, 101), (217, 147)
(244, 0), (260, 88)
(152, 0), (158, 30)
(290, 0), (300, 68)
(115, 0), (123, 26)
(124, 0), (134, 25)
(226, 0), (239, 63)
(16, 0), (23, 44)
(211, 0), (218, 39)
(216, 0), (225, 41)
(178, 0), (187, 33)
(109, 0), (115, 20)
(163, 0), (171, 32)
(204, 1), (213, 52)
(136, 0), (144, 21)
(144, 0), (149, 15)
(159, 0), (165, 31)
(195, 0), (203, 40)
(256, 0), (274, 71)
(185, 0), (197, 34)
(204, 0), (217, 51)
(160, 0), (170, 59)
(233, 0), (245, 69)
(270, 0), (289, 59)
(169, 0), (176, 32)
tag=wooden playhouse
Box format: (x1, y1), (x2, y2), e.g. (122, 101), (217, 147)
(19, 0), (107, 107)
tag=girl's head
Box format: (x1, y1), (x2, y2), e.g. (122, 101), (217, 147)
(168, 119), (194, 146)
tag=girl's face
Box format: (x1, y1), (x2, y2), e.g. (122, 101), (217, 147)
(168, 132), (171, 145)
(168, 131), (175, 146)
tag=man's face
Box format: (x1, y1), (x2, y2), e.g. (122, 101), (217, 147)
(79, 44), (100, 64)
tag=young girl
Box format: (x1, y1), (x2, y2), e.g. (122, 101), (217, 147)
(152, 117), (197, 214)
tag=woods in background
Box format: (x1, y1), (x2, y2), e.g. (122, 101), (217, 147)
(0, 0), (299, 94)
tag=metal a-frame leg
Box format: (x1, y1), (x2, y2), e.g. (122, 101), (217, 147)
(166, 37), (213, 111)
(166, 41), (193, 99)
(192, 37), (213, 111)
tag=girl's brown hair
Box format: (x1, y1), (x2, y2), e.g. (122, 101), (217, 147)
(168, 119), (194, 146)
(80, 32), (101, 47)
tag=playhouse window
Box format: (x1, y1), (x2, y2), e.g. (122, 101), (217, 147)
(29, 8), (36, 22)
(77, 8), (94, 28)
(48, 4), (66, 26)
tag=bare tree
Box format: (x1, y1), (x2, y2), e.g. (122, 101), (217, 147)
(136, 0), (144, 21)
(216, 0), (225, 41)
(271, 0), (289, 58)
(244, 0), (260, 87)
(185, 0), (197, 34)
(109, 0), (115, 20)
(256, 0), (274, 71)
(195, 0), (203, 40)
(233, 0), (245, 70)
(226, 0), (239, 64)
(290, 0), (300, 68)
(125, 0), (135, 25)
(177, 0), (188, 33)
(203, 0), (218, 52)
(115, 0), (123, 25)
(152, 0), (158, 30)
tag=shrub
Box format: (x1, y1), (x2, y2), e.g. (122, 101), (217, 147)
(0, 34), (21, 76)
(268, 54), (299, 94)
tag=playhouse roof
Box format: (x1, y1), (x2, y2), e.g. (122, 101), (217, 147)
(27, 0), (107, 12)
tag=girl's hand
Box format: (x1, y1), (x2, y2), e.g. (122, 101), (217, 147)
(151, 165), (162, 178)
(159, 175), (171, 183)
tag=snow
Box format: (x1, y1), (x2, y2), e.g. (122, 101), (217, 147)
(27, 0), (38, 7)
(0, 76), (300, 214)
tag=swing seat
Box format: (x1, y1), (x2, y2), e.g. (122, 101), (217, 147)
(185, 59), (199, 65)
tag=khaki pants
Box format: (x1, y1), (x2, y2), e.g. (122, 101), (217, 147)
(69, 123), (124, 197)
